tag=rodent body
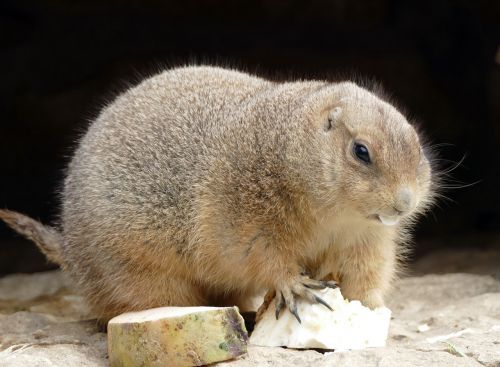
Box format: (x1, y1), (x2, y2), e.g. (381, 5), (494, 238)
(0, 66), (435, 322)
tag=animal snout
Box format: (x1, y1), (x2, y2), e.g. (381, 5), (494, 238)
(393, 187), (415, 215)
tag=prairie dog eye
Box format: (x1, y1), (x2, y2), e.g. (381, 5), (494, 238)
(353, 142), (371, 164)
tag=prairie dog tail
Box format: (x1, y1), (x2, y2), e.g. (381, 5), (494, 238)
(0, 209), (64, 265)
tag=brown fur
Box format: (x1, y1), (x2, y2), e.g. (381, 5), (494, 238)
(0, 66), (436, 322)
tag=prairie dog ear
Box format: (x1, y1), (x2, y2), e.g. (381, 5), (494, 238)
(324, 107), (342, 132)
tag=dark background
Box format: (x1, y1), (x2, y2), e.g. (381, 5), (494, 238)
(1, 0), (499, 275)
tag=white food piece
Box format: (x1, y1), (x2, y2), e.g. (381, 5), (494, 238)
(250, 288), (391, 350)
(417, 323), (430, 332)
(108, 306), (248, 367)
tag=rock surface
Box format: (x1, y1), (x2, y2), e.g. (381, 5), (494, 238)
(1, 267), (499, 366)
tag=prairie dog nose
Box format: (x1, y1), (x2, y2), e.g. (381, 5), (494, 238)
(394, 187), (415, 214)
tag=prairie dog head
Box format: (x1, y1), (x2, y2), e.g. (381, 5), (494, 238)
(308, 82), (434, 226)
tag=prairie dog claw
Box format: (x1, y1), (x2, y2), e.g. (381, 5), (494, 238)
(275, 292), (286, 320)
(274, 275), (336, 323)
(302, 278), (338, 290)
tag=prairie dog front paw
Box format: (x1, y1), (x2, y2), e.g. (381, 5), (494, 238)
(273, 275), (338, 323)
(359, 289), (385, 309)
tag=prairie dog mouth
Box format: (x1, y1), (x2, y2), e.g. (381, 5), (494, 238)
(377, 215), (400, 226)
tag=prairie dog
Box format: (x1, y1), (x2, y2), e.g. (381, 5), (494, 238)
(0, 66), (436, 322)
